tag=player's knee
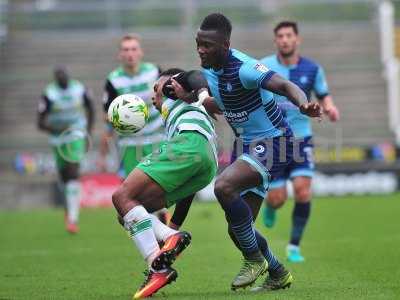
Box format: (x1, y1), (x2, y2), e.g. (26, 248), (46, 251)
(214, 178), (236, 204)
(268, 197), (284, 209)
(267, 190), (287, 208)
(294, 186), (311, 203)
(61, 164), (79, 182)
(112, 186), (126, 208)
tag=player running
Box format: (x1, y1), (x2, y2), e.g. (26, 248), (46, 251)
(261, 21), (340, 263)
(100, 33), (170, 222)
(111, 68), (218, 299)
(37, 66), (94, 234)
(195, 13), (322, 291)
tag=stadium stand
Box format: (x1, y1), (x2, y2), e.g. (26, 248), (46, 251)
(0, 25), (391, 152)
(0, 2), (394, 207)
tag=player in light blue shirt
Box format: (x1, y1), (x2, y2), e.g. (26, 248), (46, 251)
(261, 21), (340, 263)
(195, 13), (322, 291)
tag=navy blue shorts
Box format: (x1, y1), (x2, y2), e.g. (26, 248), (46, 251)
(269, 136), (314, 189)
(231, 134), (294, 198)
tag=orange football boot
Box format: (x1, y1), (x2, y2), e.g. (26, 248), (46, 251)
(133, 268), (177, 299)
(64, 213), (79, 234)
(151, 231), (191, 270)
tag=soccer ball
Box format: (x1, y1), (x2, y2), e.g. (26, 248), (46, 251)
(107, 94), (149, 135)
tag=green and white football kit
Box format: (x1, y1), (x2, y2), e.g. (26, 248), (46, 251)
(103, 63), (164, 176)
(137, 99), (218, 207)
(40, 79), (89, 170)
(39, 78), (93, 231)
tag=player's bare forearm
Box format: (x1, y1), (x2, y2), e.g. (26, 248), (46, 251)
(170, 79), (196, 103)
(203, 96), (222, 120)
(37, 113), (58, 134)
(264, 74), (322, 118)
(37, 114), (50, 132)
(264, 73), (307, 107)
(169, 70), (210, 105)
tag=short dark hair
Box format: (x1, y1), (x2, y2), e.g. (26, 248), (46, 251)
(53, 65), (68, 74)
(274, 21), (298, 35)
(200, 13), (232, 39)
(119, 33), (141, 48)
(159, 68), (185, 78)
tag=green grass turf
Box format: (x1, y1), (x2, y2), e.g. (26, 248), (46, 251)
(1, 194), (399, 300)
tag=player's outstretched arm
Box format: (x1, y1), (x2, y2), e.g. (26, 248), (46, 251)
(263, 73), (322, 118)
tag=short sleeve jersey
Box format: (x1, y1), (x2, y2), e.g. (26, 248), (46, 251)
(201, 49), (290, 144)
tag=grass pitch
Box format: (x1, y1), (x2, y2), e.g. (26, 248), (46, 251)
(1, 194), (399, 299)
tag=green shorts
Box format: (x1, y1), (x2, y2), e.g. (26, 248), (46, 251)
(137, 131), (217, 207)
(120, 143), (161, 176)
(52, 138), (86, 170)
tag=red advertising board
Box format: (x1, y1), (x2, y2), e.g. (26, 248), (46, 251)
(80, 173), (122, 207)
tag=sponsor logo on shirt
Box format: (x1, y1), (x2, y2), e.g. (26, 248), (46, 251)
(254, 63), (269, 73)
(224, 110), (249, 123)
(226, 82), (233, 92)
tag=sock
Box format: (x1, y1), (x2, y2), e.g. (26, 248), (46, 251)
(149, 214), (178, 242)
(124, 206), (160, 265)
(228, 226), (282, 271)
(254, 230), (282, 272)
(290, 202), (311, 246)
(65, 180), (81, 224)
(225, 197), (260, 257)
(266, 203), (275, 212)
(153, 208), (171, 225)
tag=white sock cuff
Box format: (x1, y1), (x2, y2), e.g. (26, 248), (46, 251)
(149, 214), (178, 242)
(123, 205), (150, 226)
(65, 180), (80, 189)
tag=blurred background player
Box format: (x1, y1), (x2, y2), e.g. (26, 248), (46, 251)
(37, 66), (94, 234)
(261, 21), (340, 263)
(99, 34), (170, 223)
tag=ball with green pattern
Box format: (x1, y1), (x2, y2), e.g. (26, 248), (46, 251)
(107, 94), (149, 135)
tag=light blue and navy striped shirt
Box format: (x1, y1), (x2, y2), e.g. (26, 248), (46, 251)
(202, 49), (290, 144)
